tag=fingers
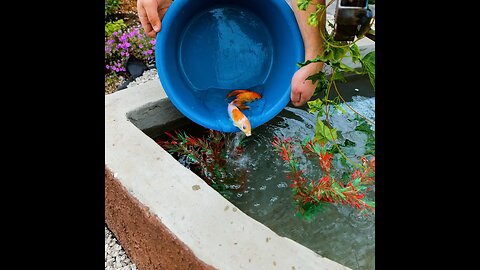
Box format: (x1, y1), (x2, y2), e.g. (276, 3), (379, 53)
(137, 0), (165, 38)
(139, 14), (157, 38)
(145, 0), (162, 32)
(291, 76), (308, 107)
(291, 87), (302, 107)
(292, 92), (308, 107)
(138, 2), (155, 37)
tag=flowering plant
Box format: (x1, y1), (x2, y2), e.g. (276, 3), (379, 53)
(272, 136), (375, 220)
(105, 27), (156, 75)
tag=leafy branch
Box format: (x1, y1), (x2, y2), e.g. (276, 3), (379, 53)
(296, 0), (375, 170)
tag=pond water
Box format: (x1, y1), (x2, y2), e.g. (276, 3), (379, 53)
(153, 76), (375, 270)
(226, 96), (375, 270)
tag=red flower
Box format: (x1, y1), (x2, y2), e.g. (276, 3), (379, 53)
(319, 151), (333, 173)
(319, 175), (330, 184)
(351, 169), (362, 180)
(361, 156), (368, 165)
(281, 147), (289, 161)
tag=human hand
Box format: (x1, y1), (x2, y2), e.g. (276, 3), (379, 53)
(137, 0), (172, 38)
(290, 62), (323, 107)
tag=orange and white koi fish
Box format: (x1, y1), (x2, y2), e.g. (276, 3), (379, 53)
(226, 89), (262, 136)
(228, 102), (251, 136)
(226, 89), (262, 110)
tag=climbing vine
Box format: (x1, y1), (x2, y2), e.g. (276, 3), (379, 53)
(296, 0), (375, 169)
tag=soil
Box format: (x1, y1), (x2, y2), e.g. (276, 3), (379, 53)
(118, 0), (138, 14)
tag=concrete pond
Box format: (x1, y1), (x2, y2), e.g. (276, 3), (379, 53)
(106, 62), (374, 270)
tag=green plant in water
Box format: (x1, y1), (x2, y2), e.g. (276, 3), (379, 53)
(157, 130), (247, 198)
(297, 0), (375, 171)
(272, 136), (375, 221)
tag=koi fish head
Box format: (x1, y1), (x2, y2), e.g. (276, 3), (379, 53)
(228, 103), (252, 136)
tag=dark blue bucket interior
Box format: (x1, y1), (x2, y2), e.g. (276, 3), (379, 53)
(156, 0), (304, 132)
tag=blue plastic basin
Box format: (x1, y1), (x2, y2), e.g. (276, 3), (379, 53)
(156, 0), (304, 132)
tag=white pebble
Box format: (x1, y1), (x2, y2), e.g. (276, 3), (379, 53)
(105, 225), (137, 269)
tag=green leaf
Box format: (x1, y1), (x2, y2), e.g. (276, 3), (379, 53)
(298, 55), (328, 68)
(360, 51), (375, 89)
(333, 47), (349, 61)
(315, 119), (338, 143)
(308, 12), (318, 26)
(352, 177), (361, 187)
(357, 186), (367, 191)
(307, 4), (325, 26)
(364, 201), (375, 208)
(297, 0), (312, 10)
(332, 71), (347, 83)
(355, 119), (373, 135)
(338, 62), (356, 72)
(306, 71), (328, 95)
(297, 203), (323, 221)
(327, 144), (340, 154)
(349, 44), (361, 63)
(307, 98), (323, 113)
(325, 49), (335, 62)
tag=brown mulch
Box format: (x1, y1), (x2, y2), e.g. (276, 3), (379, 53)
(118, 0), (138, 14)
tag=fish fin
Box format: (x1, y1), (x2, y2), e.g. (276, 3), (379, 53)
(236, 104), (250, 110)
(232, 99), (250, 110)
(232, 99), (243, 107)
(226, 90), (248, 99)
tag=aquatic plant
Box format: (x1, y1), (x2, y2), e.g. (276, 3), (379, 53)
(157, 130), (247, 197)
(272, 136), (375, 220)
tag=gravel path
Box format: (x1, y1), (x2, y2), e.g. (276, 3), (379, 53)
(105, 225), (137, 270)
(127, 68), (159, 89)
